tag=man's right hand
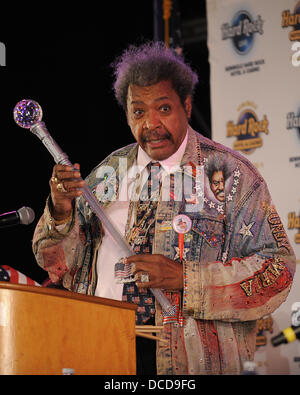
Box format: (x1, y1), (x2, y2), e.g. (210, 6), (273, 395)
(49, 163), (85, 221)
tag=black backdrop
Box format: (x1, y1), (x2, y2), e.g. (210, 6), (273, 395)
(0, 1), (210, 283)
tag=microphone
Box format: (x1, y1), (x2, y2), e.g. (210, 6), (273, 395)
(0, 207), (35, 228)
(271, 325), (300, 347)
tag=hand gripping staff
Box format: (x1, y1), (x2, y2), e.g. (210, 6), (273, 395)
(13, 99), (173, 313)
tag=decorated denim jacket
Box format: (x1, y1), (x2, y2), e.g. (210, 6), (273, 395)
(32, 127), (296, 374)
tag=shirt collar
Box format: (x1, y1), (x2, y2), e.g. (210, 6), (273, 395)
(136, 129), (188, 174)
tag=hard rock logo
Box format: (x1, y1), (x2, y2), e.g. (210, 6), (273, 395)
(282, 1), (300, 41)
(286, 111), (300, 138)
(288, 212), (300, 244)
(226, 109), (269, 154)
(222, 10), (264, 55)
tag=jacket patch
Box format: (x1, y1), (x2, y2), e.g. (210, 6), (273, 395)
(240, 258), (287, 297)
(267, 207), (290, 251)
(204, 158), (241, 215)
(239, 221), (255, 239)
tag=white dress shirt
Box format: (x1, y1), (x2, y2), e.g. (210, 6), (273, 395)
(94, 131), (188, 300)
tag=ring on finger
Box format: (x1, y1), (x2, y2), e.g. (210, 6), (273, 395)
(140, 273), (150, 283)
(51, 176), (59, 184)
(56, 182), (67, 193)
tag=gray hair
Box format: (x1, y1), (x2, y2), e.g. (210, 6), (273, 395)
(111, 41), (199, 111)
(206, 156), (231, 184)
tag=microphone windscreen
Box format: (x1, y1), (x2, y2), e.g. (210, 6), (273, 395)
(17, 206), (35, 225)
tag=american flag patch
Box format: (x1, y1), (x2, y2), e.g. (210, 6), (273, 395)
(114, 258), (134, 284)
(162, 293), (185, 327)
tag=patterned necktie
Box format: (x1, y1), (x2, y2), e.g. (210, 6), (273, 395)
(123, 162), (162, 324)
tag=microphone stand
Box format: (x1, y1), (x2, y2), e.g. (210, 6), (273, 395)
(30, 120), (173, 313)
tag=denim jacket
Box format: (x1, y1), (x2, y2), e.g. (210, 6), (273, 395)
(33, 127), (296, 374)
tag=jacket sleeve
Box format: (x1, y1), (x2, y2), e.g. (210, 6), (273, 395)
(183, 175), (296, 322)
(32, 159), (111, 292)
(32, 196), (88, 290)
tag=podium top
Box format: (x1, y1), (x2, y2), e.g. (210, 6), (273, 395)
(0, 281), (137, 311)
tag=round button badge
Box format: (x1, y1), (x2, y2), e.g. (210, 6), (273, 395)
(172, 214), (192, 234)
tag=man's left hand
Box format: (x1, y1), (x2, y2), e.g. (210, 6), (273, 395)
(125, 254), (183, 290)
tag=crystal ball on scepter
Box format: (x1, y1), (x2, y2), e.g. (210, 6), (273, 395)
(13, 99), (43, 129)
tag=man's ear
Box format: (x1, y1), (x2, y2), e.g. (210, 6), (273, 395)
(184, 96), (192, 119)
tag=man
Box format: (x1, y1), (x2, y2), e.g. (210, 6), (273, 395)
(206, 158), (230, 202)
(33, 41), (296, 375)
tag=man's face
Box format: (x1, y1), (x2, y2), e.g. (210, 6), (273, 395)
(126, 80), (191, 161)
(210, 170), (225, 202)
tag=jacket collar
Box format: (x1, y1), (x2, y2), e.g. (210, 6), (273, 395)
(181, 125), (202, 168)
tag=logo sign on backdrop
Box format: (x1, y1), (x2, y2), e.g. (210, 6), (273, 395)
(221, 8), (266, 77)
(226, 103), (269, 154)
(221, 10), (264, 55)
(281, 2), (300, 42)
(207, 0), (300, 375)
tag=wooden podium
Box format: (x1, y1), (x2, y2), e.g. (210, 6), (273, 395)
(0, 282), (137, 375)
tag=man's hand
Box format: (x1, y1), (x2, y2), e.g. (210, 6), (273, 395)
(125, 254), (183, 290)
(49, 163), (85, 221)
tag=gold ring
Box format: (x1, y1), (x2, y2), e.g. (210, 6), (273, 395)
(140, 273), (149, 283)
(51, 176), (59, 184)
(56, 182), (67, 193)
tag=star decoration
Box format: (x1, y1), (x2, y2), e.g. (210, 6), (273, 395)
(174, 246), (189, 260)
(239, 222), (255, 239)
(217, 205), (224, 214)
